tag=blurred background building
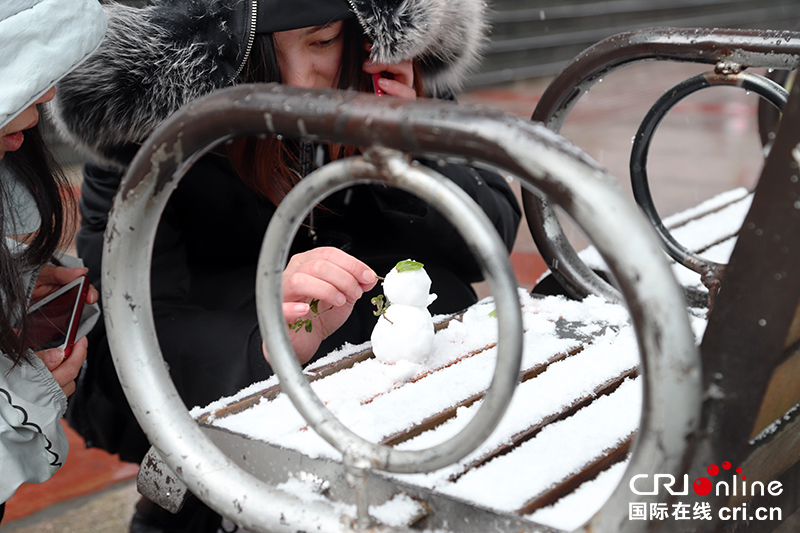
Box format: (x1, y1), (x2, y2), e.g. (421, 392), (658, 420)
(470, 0), (800, 86)
(47, 0), (800, 163)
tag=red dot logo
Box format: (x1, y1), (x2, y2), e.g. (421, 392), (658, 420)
(693, 477), (712, 496)
(736, 467), (742, 473)
(707, 464), (719, 476)
(722, 461), (732, 470)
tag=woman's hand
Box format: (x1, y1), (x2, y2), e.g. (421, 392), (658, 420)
(362, 43), (416, 100)
(32, 265), (99, 305)
(262, 247), (378, 365)
(35, 337), (88, 397)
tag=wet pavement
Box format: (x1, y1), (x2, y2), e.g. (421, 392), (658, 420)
(0, 61), (787, 531)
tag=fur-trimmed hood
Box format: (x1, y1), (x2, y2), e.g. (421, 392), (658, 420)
(52, 0), (487, 171)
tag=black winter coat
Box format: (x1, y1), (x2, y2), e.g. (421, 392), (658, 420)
(69, 147), (520, 462)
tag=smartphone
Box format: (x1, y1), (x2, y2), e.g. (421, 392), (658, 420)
(372, 72), (386, 96)
(21, 275), (90, 358)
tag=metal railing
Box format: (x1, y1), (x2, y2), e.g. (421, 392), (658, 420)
(525, 27), (800, 303)
(102, 82), (699, 532)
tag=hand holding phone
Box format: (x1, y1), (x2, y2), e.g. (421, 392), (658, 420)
(35, 337), (87, 397)
(372, 72), (385, 96)
(21, 275), (90, 359)
(363, 40), (415, 99)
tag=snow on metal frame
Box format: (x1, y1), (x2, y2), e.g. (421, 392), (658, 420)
(102, 83), (700, 532)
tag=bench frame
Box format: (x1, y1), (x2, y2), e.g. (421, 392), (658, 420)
(106, 27), (800, 533)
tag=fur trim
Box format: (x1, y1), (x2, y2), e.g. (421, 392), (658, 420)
(350, 0), (487, 93)
(51, 1), (242, 170)
(52, 0), (486, 170)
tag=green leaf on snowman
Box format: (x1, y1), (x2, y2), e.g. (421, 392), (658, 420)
(372, 294), (390, 316)
(395, 260), (424, 273)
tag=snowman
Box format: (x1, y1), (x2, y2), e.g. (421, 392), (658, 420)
(371, 260), (437, 364)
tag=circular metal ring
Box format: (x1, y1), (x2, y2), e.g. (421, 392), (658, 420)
(102, 83), (700, 533)
(524, 28), (800, 302)
(758, 68), (795, 147)
(257, 148), (523, 474)
(630, 71), (787, 275)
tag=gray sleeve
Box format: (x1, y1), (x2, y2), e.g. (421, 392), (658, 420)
(0, 352), (69, 503)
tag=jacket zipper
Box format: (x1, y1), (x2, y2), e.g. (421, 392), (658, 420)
(235, 0), (258, 79)
(345, 0), (368, 36)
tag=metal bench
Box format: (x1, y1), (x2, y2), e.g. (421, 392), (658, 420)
(103, 27), (800, 533)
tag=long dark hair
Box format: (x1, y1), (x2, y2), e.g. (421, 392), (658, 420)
(1, 120), (73, 365)
(226, 18), (423, 205)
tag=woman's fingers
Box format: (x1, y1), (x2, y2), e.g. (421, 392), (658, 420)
(375, 76), (416, 99)
(283, 302), (310, 323)
(35, 347), (66, 372)
(62, 381), (76, 398)
(31, 266), (88, 301)
(31, 265), (97, 305)
(317, 247), (378, 288)
(277, 248), (378, 365)
(361, 45), (416, 100)
(284, 247), (377, 304)
(284, 271), (356, 308)
(51, 338), (87, 388)
(85, 283), (99, 305)
(37, 265), (87, 286)
(34, 337), (88, 397)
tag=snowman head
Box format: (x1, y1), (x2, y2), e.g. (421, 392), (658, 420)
(382, 260), (432, 307)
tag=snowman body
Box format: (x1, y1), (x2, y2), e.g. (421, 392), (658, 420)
(371, 262), (436, 364)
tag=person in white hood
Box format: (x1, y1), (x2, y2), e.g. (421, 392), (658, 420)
(0, 0), (106, 522)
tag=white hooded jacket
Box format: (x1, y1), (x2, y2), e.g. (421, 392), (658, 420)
(0, 0), (106, 505)
(0, 0), (107, 129)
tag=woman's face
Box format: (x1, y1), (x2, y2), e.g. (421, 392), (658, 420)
(273, 21), (345, 89)
(0, 86), (56, 161)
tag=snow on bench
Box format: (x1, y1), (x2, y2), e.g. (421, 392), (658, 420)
(192, 188), (750, 531)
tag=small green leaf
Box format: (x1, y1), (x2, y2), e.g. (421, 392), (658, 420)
(289, 299), (331, 334)
(395, 260), (424, 273)
(489, 309), (497, 318)
(371, 294), (390, 316)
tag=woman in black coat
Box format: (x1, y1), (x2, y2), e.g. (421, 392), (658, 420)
(54, 0), (520, 469)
